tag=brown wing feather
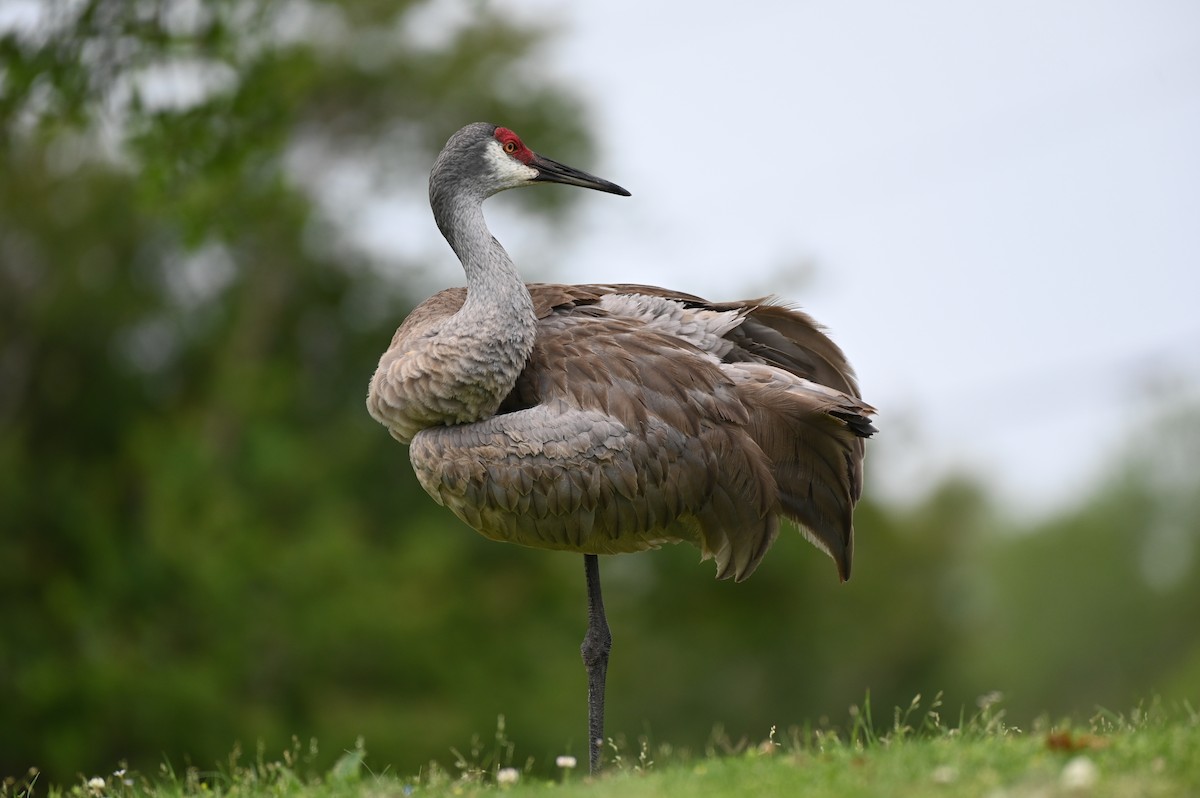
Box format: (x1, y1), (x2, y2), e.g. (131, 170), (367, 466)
(410, 310), (780, 580)
(394, 283), (874, 581)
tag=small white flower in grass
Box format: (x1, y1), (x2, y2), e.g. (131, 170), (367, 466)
(87, 777), (106, 792)
(1061, 756), (1099, 790)
(931, 765), (957, 784)
(976, 691), (1004, 711)
(555, 755), (577, 769)
(496, 767), (520, 786)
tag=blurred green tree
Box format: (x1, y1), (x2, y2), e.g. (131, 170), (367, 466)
(957, 399), (1200, 722)
(0, 0), (597, 781)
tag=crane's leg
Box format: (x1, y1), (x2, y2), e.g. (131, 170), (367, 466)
(581, 553), (611, 775)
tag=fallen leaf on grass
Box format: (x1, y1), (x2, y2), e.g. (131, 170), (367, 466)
(1045, 731), (1109, 752)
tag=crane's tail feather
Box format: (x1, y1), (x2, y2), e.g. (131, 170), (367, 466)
(723, 363), (876, 581)
(721, 300), (864, 402)
(691, 424), (779, 582)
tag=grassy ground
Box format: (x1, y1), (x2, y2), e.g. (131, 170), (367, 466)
(10, 697), (1199, 798)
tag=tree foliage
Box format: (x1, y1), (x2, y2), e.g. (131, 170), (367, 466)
(1, 0), (594, 780)
(2, 0), (1198, 785)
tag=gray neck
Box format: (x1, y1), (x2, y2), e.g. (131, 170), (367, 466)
(433, 185), (538, 366)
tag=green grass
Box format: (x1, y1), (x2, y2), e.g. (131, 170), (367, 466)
(10, 697), (1199, 798)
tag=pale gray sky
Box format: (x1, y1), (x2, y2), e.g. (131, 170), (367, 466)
(486, 0), (1200, 513)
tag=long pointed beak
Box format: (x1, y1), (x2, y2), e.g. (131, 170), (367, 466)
(530, 153), (631, 196)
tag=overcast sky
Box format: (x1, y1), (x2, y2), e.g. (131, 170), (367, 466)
(472, 0), (1200, 514)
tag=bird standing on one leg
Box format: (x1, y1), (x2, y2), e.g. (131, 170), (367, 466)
(367, 123), (876, 775)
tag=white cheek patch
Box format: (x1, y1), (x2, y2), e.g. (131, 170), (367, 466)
(485, 139), (539, 185)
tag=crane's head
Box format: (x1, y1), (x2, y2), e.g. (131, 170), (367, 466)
(431, 123), (630, 200)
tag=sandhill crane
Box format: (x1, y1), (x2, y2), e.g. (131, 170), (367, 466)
(367, 122), (876, 775)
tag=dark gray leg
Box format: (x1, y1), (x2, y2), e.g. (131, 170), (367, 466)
(580, 553), (612, 775)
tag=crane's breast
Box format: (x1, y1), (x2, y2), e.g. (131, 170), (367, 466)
(367, 338), (516, 443)
(367, 289), (533, 443)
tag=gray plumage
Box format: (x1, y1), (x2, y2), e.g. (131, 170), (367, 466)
(366, 122), (876, 771)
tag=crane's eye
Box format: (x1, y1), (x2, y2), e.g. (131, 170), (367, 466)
(494, 128), (532, 164)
